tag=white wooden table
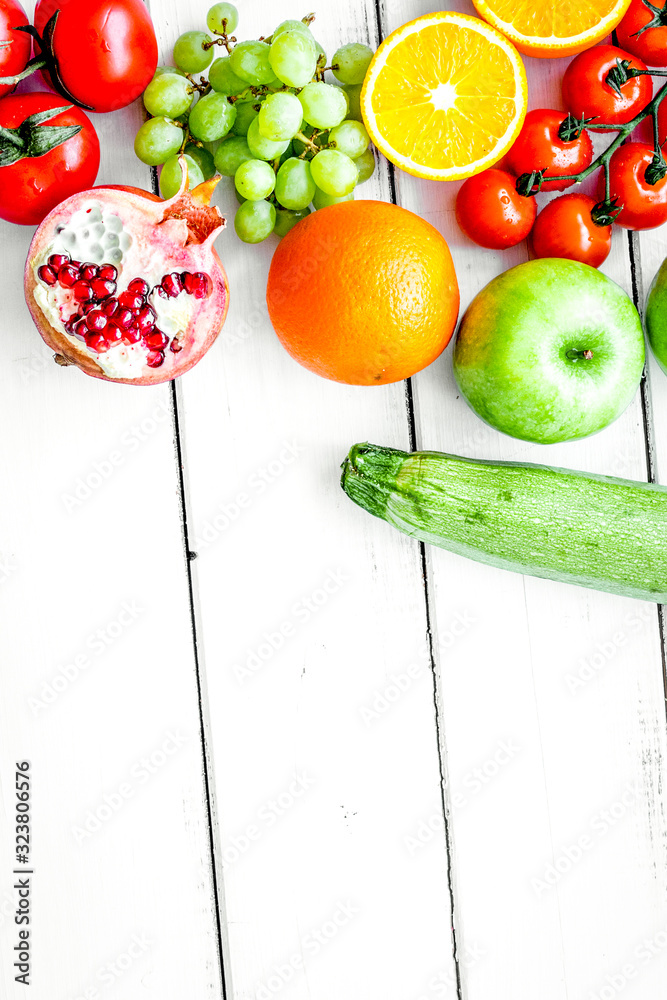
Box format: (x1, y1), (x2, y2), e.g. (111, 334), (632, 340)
(2, 1), (667, 997)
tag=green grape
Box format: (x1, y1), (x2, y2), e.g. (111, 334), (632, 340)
(153, 65), (188, 79)
(235, 200), (277, 243)
(173, 31), (213, 74)
(279, 141), (294, 165)
(143, 73), (193, 118)
(273, 19), (312, 39)
(313, 188), (355, 209)
(160, 153), (205, 199)
(274, 206), (310, 236)
(332, 43), (374, 84)
(354, 147), (375, 184)
(184, 143), (216, 180)
(134, 117), (184, 165)
(230, 40), (274, 85)
(328, 120), (369, 159)
(235, 158), (276, 200)
(310, 149), (358, 196)
(214, 135), (254, 176)
(269, 30), (318, 88)
(247, 116), (289, 160)
(343, 83), (363, 122)
(232, 100), (260, 136)
(315, 40), (326, 63)
(275, 157), (316, 211)
(298, 82), (347, 129)
(189, 92), (237, 141)
(209, 56), (247, 95)
(258, 91), (303, 141)
(206, 2), (238, 34)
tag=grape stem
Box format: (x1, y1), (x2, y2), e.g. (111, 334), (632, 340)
(295, 129), (321, 155)
(516, 67), (667, 208)
(203, 34), (236, 53)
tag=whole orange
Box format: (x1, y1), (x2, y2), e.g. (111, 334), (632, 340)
(266, 200), (460, 385)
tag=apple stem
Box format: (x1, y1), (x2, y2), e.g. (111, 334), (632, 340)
(566, 349), (594, 361)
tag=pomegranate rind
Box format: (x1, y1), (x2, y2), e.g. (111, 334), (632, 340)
(24, 182), (229, 386)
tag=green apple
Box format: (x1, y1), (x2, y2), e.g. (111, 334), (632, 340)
(453, 258), (645, 444)
(645, 256), (667, 375)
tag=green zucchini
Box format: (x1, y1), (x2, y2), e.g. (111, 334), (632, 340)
(341, 443), (667, 603)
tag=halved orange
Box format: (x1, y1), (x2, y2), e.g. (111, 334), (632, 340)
(361, 12), (527, 182)
(472, 0), (633, 57)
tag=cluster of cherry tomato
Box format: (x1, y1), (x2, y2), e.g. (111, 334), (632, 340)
(0, 0), (157, 225)
(456, 0), (667, 268)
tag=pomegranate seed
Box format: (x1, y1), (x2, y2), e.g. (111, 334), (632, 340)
(146, 349), (165, 368)
(136, 305), (156, 332)
(81, 301), (97, 314)
(154, 285), (168, 299)
(170, 338), (183, 353)
(127, 277), (149, 296)
(48, 253), (70, 269)
(102, 297), (118, 316)
(184, 271), (211, 298)
(98, 264), (118, 282)
(80, 263), (98, 281)
(91, 278), (116, 300)
(113, 308), (134, 330)
(73, 280), (94, 302)
(70, 260), (82, 270)
(38, 264), (58, 286)
(118, 291), (144, 311)
(72, 318), (88, 338)
(85, 332), (109, 353)
(145, 330), (169, 350)
(86, 309), (108, 332)
(122, 327), (143, 344)
(105, 325), (123, 346)
(161, 272), (183, 297)
(58, 264), (80, 288)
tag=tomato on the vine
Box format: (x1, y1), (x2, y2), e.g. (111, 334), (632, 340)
(599, 141), (667, 230)
(504, 109), (594, 192)
(0, 93), (100, 225)
(617, 0), (667, 67)
(33, 0), (158, 113)
(562, 45), (652, 129)
(0, 0), (31, 98)
(455, 168), (537, 250)
(531, 194), (612, 268)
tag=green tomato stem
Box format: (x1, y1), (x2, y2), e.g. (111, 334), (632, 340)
(525, 77), (667, 192)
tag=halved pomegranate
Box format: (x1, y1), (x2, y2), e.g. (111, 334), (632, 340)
(24, 163), (229, 385)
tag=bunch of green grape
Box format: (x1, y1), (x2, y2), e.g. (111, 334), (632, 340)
(133, 3), (377, 243)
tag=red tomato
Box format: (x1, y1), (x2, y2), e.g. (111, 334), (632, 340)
(617, 0), (667, 66)
(455, 168), (537, 250)
(33, 0), (158, 113)
(0, 93), (100, 225)
(0, 0), (31, 98)
(598, 142), (667, 230)
(531, 194), (612, 268)
(562, 45), (652, 129)
(504, 109), (594, 192)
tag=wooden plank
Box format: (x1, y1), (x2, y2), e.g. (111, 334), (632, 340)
(0, 28), (223, 999)
(381, 1), (667, 996)
(153, 0), (459, 996)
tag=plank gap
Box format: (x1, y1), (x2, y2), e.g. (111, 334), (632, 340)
(626, 229), (667, 739)
(147, 154), (228, 998)
(373, 0), (463, 978)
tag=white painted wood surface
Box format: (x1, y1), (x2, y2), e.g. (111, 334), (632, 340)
(2, 1), (667, 998)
